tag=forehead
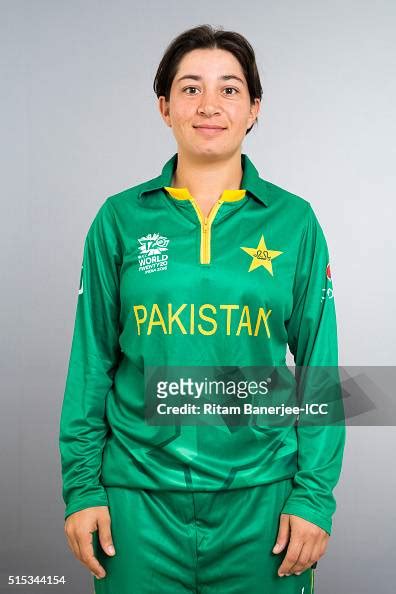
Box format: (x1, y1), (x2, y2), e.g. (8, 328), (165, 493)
(175, 48), (245, 79)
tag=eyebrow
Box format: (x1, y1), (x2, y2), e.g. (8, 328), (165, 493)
(176, 74), (245, 85)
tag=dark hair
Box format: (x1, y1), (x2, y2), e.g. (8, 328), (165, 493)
(153, 25), (263, 135)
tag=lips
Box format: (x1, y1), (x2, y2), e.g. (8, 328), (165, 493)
(193, 125), (226, 130)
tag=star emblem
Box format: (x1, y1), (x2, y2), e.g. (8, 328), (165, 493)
(241, 234), (283, 276)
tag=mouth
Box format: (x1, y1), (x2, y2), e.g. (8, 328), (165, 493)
(193, 125), (226, 130)
(193, 125), (227, 136)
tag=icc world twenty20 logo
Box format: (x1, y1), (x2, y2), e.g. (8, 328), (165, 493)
(137, 232), (169, 274)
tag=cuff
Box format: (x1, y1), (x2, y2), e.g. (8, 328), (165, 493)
(281, 502), (332, 535)
(64, 493), (109, 521)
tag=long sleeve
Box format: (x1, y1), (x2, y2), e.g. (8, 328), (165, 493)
(281, 202), (346, 535)
(59, 198), (122, 521)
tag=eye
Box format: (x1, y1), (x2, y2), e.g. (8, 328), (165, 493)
(224, 87), (239, 95)
(183, 86), (200, 94)
(182, 86), (240, 95)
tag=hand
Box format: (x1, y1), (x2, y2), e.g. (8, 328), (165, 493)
(64, 506), (116, 579)
(272, 513), (329, 577)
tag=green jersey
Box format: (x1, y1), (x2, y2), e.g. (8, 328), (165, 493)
(59, 152), (345, 534)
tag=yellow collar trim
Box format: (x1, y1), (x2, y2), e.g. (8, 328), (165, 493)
(164, 186), (246, 202)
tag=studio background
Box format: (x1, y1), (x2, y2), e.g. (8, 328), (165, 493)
(1, 1), (395, 593)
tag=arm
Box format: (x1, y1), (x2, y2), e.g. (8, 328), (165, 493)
(59, 198), (122, 521)
(281, 202), (346, 536)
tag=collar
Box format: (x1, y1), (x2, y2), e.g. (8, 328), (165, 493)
(138, 152), (270, 207)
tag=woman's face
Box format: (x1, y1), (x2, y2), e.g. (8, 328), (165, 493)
(158, 48), (260, 159)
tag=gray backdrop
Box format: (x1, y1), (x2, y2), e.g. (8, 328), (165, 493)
(1, 0), (395, 592)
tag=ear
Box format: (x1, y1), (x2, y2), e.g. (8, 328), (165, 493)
(158, 96), (172, 128)
(248, 98), (261, 128)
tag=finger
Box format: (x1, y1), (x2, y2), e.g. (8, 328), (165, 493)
(319, 534), (330, 557)
(308, 532), (328, 570)
(77, 529), (107, 578)
(309, 540), (324, 567)
(65, 531), (81, 561)
(289, 541), (314, 575)
(64, 523), (82, 561)
(68, 531), (95, 578)
(97, 513), (116, 557)
(272, 514), (290, 554)
(278, 532), (304, 576)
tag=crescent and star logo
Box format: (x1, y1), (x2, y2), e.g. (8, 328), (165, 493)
(240, 234), (284, 276)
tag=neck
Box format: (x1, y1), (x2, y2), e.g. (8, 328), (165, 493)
(171, 150), (244, 204)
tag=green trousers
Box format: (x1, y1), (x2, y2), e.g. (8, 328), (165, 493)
(93, 478), (315, 594)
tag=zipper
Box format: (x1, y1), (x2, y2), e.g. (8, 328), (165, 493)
(163, 186), (246, 266)
(189, 197), (224, 265)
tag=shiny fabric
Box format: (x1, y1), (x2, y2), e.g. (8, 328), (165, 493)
(92, 479), (315, 594)
(59, 152), (345, 536)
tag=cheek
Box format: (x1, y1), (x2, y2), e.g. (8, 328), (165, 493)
(227, 106), (251, 127)
(229, 119), (250, 136)
(171, 102), (195, 124)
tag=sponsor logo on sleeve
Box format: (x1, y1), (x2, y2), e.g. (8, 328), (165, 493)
(321, 262), (334, 301)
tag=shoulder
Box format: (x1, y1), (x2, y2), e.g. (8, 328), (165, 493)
(260, 178), (330, 248)
(262, 177), (314, 222)
(105, 174), (160, 213)
(267, 178), (309, 207)
(88, 174), (159, 234)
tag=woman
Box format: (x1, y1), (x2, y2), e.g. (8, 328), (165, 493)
(59, 24), (345, 594)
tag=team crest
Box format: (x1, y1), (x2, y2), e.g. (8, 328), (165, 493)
(138, 232), (169, 274)
(240, 233), (283, 276)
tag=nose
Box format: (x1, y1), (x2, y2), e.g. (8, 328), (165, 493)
(197, 89), (222, 115)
